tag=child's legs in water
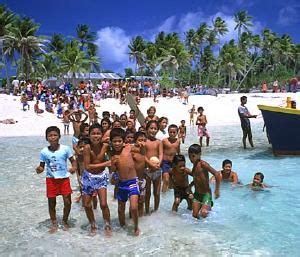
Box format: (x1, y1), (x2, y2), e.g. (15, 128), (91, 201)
(153, 177), (161, 211)
(97, 188), (111, 229)
(62, 194), (72, 225)
(48, 197), (58, 233)
(82, 194), (96, 230)
(192, 200), (201, 218)
(145, 176), (152, 214)
(162, 172), (170, 193)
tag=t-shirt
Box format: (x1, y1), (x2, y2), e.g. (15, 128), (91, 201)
(156, 130), (168, 141)
(238, 105), (250, 127)
(40, 144), (73, 178)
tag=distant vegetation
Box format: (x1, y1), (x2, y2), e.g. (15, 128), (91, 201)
(0, 5), (299, 89)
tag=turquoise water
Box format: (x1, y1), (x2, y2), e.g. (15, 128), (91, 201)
(1, 122), (300, 256)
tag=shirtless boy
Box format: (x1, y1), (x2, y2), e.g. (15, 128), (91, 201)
(248, 172), (269, 190)
(82, 123), (111, 235)
(211, 159), (239, 185)
(161, 124), (180, 192)
(188, 144), (220, 218)
(196, 107), (210, 147)
(110, 128), (140, 236)
(68, 110), (88, 147)
(170, 155), (193, 212)
(178, 120), (187, 144)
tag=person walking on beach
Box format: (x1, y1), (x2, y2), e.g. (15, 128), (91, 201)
(238, 96), (257, 149)
(196, 107), (210, 147)
(36, 126), (76, 233)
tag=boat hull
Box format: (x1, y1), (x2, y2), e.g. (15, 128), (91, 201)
(258, 105), (300, 155)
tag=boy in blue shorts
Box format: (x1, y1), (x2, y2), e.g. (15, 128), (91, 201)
(36, 126), (76, 233)
(110, 128), (140, 236)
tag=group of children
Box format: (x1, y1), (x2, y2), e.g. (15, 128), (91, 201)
(36, 105), (268, 236)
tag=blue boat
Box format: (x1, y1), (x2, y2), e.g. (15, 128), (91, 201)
(258, 105), (300, 155)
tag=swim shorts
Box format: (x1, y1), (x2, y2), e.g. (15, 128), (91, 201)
(145, 168), (162, 181)
(161, 160), (172, 173)
(198, 125), (210, 138)
(46, 177), (72, 198)
(174, 186), (192, 202)
(193, 192), (213, 207)
(81, 170), (109, 196)
(117, 177), (140, 202)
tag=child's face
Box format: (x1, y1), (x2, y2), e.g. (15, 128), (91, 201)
(181, 121), (185, 125)
(175, 161), (186, 172)
(136, 135), (146, 145)
(101, 121), (110, 131)
(223, 164), (232, 174)
(113, 122), (121, 129)
(168, 128), (178, 138)
(78, 143), (85, 154)
(47, 131), (60, 145)
(160, 119), (168, 130)
(130, 112), (135, 118)
(188, 152), (201, 164)
(149, 108), (155, 116)
(147, 123), (158, 137)
(75, 113), (81, 121)
(112, 136), (124, 152)
(89, 128), (102, 144)
(120, 116), (127, 125)
(253, 175), (262, 186)
(82, 127), (89, 136)
(125, 133), (134, 144)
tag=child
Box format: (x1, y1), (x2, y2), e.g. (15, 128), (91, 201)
(34, 100), (44, 114)
(145, 106), (159, 124)
(219, 159), (239, 184)
(161, 124), (181, 192)
(21, 93), (30, 111)
(110, 128), (140, 236)
(189, 105), (196, 126)
(248, 172), (269, 190)
(156, 117), (168, 140)
(82, 123), (112, 235)
(36, 126), (76, 233)
(68, 110), (88, 147)
(101, 118), (112, 144)
(125, 131), (135, 144)
(170, 155), (193, 212)
(144, 120), (163, 214)
(62, 110), (70, 135)
(178, 120), (187, 144)
(196, 107), (210, 147)
(188, 144), (220, 218)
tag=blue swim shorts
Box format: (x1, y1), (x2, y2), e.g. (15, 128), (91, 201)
(161, 160), (172, 173)
(82, 170), (108, 196)
(117, 177), (140, 202)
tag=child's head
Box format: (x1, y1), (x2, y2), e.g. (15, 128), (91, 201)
(188, 144), (201, 164)
(80, 123), (89, 137)
(138, 126), (146, 133)
(77, 139), (86, 154)
(129, 109), (135, 118)
(45, 126), (61, 141)
(110, 128), (126, 152)
(120, 114), (127, 126)
(168, 124), (178, 138)
(74, 111), (82, 121)
(147, 106), (156, 116)
(222, 159), (232, 174)
(197, 107), (204, 113)
(88, 123), (102, 144)
(158, 117), (168, 130)
(180, 120), (185, 125)
(173, 154), (186, 171)
(135, 131), (146, 145)
(240, 96), (247, 104)
(101, 118), (111, 131)
(146, 120), (159, 138)
(112, 120), (121, 129)
(125, 131), (135, 144)
(253, 172), (264, 186)
(102, 111), (110, 119)
(126, 120), (134, 130)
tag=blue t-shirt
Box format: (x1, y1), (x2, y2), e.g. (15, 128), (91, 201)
(40, 144), (73, 178)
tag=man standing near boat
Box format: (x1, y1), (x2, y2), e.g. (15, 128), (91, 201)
(238, 96), (257, 149)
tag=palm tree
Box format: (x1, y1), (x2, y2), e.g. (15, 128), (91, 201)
(49, 33), (65, 52)
(128, 36), (146, 75)
(234, 10), (253, 41)
(144, 42), (158, 77)
(76, 24), (95, 51)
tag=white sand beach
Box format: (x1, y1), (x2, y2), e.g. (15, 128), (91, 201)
(0, 92), (299, 137)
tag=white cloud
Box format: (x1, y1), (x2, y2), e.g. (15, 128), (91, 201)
(95, 27), (133, 73)
(278, 5), (300, 26)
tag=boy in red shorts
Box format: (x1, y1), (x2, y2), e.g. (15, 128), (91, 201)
(36, 126), (76, 233)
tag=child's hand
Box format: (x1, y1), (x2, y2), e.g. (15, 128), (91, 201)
(36, 166), (44, 174)
(214, 189), (220, 199)
(69, 167), (76, 174)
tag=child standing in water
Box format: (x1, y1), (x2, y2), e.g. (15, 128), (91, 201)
(170, 155), (193, 212)
(144, 120), (163, 214)
(161, 124), (181, 192)
(196, 107), (210, 147)
(189, 105), (196, 126)
(110, 128), (140, 236)
(178, 120), (187, 144)
(36, 126), (76, 233)
(188, 144), (220, 218)
(82, 123), (112, 235)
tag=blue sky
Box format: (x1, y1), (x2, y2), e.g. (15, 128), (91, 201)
(2, 0), (300, 73)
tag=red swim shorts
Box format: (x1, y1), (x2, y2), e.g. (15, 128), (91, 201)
(46, 178), (72, 198)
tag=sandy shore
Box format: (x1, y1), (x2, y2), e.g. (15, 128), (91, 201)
(0, 92), (298, 137)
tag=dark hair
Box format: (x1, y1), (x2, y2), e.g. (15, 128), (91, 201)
(102, 111), (110, 117)
(173, 154), (186, 165)
(255, 172), (264, 182)
(188, 144), (201, 154)
(101, 118), (111, 128)
(80, 122), (89, 133)
(89, 123), (102, 134)
(130, 109), (135, 113)
(241, 96), (247, 101)
(222, 159), (232, 168)
(168, 124), (178, 131)
(158, 116), (168, 124)
(45, 126), (60, 140)
(134, 131), (146, 141)
(110, 128), (126, 141)
(197, 106), (204, 112)
(146, 120), (159, 130)
(181, 120), (185, 123)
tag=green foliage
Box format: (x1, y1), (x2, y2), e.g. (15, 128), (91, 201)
(160, 72), (174, 89)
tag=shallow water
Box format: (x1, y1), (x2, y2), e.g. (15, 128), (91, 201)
(1, 122), (300, 256)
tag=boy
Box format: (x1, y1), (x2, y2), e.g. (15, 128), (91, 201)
(110, 128), (140, 236)
(170, 155), (193, 212)
(189, 105), (196, 126)
(211, 159), (239, 184)
(36, 126), (76, 233)
(188, 144), (220, 218)
(161, 124), (181, 192)
(178, 120), (187, 144)
(82, 123), (112, 235)
(196, 107), (210, 147)
(248, 172), (269, 190)
(68, 110), (88, 147)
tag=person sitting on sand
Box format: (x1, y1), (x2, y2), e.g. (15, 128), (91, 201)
(34, 100), (44, 114)
(20, 93), (30, 111)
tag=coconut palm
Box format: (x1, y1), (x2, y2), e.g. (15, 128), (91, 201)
(234, 10), (253, 41)
(76, 24), (95, 51)
(144, 42), (158, 77)
(128, 36), (146, 75)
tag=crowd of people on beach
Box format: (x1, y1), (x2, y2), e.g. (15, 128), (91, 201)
(32, 80), (269, 236)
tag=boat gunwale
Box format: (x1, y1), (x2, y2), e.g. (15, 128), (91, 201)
(258, 104), (300, 115)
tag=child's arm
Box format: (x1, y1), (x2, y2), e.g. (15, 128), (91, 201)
(231, 172), (239, 184)
(36, 162), (45, 174)
(81, 111), (88, 122)
(202, 161), (220, 198)
(177, 140), (181, 154)
(158, 140), (163, 164)
(68, 156), (77, 174)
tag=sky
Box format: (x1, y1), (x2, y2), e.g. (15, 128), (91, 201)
(2, 0), (300, 74)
